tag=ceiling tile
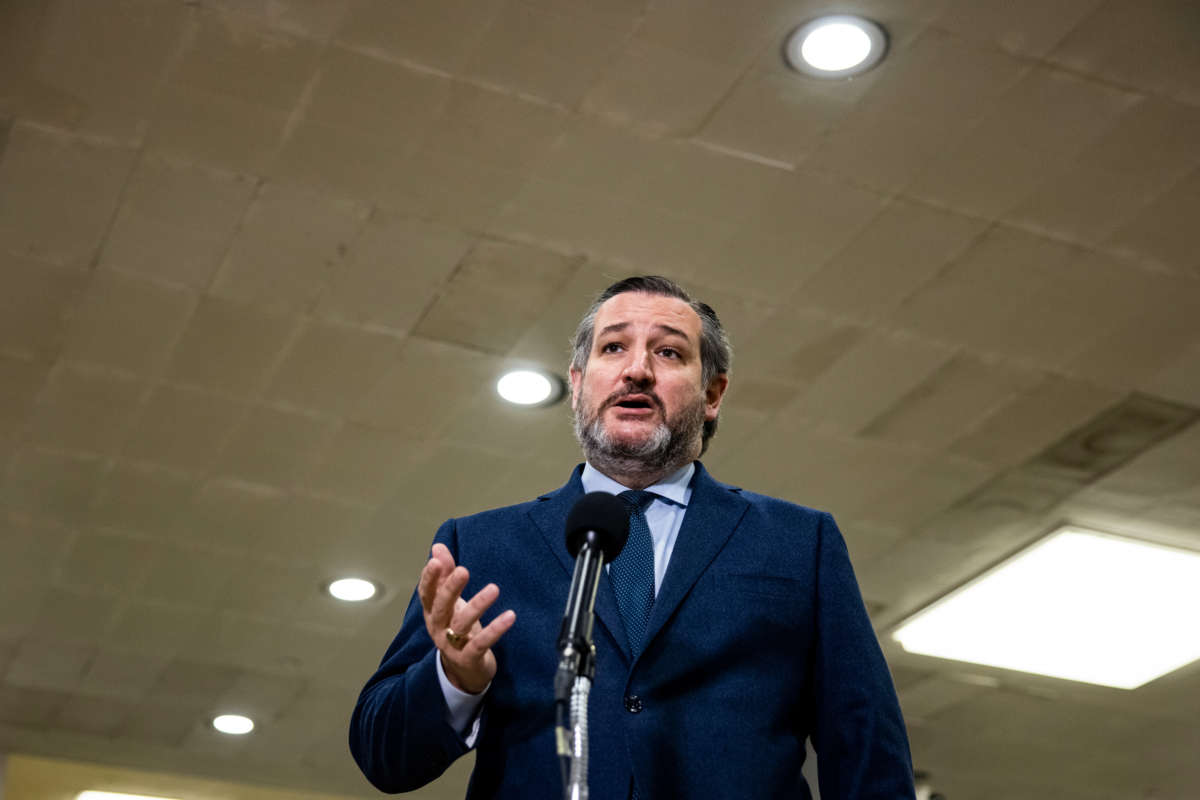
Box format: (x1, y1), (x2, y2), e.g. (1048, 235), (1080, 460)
(211, 183), (370, 313)
(118, 701), (203, 747)
(0, 124), (137, 268)
(90, 461), (197, 538)
(635, 0), (794, 66)
(1075, 95), (1200, 181)
(60, 269), (198, 375)
(414, 238), (578, 354)
(378, 149), (528, 231)
(0, 516), (72, 589)
(2, 448), (104, 527)
(0, 253), (88, 363)
(1105, 167), (1200, 276)
(854, 27), (1030, 129)
(1003, 160), (1166, 247)
(506, 260), (618, 368)
(316, 212), (476, 333)
(734, 307), (866, 388)
(306, 45), (450, 146)
(264, 321), (403, 415)
(862, 354), (1043, 450)
(334, 0), (506, 74)
(787, 330), (955, 435)
(121, 385), (246, 472)
(581, 41), (743, 136)
(138, 542), (241, 610)
(420, 83), (568, 173)
(932, 0), (1105, 57)
(170, 9), (321, 113)
(0, 684), (69, 726)
(974, 65), (1142, 157)
(80, 648), (171, 701)
(0, 0), (187, 140)
(1142, 342), (1200, 407)
(212, 406), (335, 488)
(269, 117), (410, 204)
(5, 639), (95, 693)
(950, 374), (1124, 468)
(172, 478), (287, 556)
(53, 692), (131, 736)
(303, 423), (429, 505)
(1049, 0), (1200, 105)
(28, 365), (143, 454)
(165, 296), (300, 396)
(796, 198), (987, 323)
(697, 69), (867, 167)
(256, 493), (371, 568)
(100, 155), (257, 290)
(107, 602), (219, 658)
(862, 453), (997, 532)
(888, 226), (1120, 366)
(204, 0), (356, 41)
(145, 84), (291, 174)
(147, 657), (243, 706)
(706, 169), (888, 298)
(33, 586), (118, 645)
(57, 531), (157, 597)
(463, 0), (634, 106)
(0, 356), (48, 452)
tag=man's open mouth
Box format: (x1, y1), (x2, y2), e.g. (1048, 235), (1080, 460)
(612, 395), (655, 410)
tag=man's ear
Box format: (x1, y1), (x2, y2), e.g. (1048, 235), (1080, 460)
(704, 373), (729, 421)
(568, 367), (582, 410)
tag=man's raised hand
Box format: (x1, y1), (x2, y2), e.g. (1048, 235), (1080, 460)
(417, 543), (516, 694)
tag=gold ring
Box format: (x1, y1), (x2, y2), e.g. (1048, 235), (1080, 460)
(445, 627), (469, 649)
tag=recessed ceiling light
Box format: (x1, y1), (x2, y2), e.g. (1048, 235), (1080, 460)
(892, 526), (1200, 689)
(785, 15), (888, 78)
(328, 577), (378, 602)
(212, 714), (255, 735)
(496, 369), (564, 406)
(77, 794), (181, 800)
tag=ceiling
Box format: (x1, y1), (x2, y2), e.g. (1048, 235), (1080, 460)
(2, 0), (1199, 798)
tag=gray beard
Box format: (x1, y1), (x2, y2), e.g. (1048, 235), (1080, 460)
(573, 389), (705, 479)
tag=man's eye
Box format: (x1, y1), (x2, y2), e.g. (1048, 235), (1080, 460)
(601, 342), (623, 353)
(659, 348), (679, 358)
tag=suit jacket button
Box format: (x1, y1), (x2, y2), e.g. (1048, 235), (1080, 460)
(624, 695), (643, 713)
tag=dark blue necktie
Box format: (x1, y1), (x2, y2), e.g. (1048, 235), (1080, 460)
(611, 490), (657, 657)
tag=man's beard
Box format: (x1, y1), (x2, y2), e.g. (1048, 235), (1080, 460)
(572, 385), (705, 479)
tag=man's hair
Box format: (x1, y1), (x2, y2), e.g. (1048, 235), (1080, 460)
(570, 275), (732, 448)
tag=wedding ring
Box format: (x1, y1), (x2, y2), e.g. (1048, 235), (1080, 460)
(445, 627), (469, 649)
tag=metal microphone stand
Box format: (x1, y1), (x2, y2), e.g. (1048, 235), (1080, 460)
(555, 536), (605, 800)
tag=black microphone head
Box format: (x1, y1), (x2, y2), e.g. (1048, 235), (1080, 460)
(565, 492), (630, 561)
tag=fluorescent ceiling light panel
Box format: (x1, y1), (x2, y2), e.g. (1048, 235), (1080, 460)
(77, 793), (181, 800)
(893, 527), (1200, 689)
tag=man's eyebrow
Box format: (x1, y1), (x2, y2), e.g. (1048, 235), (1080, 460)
(596, 322), (693, 341)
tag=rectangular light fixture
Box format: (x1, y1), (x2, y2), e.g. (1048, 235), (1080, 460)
(892, 526), (1200, 689)
(77, 792), (181, 800)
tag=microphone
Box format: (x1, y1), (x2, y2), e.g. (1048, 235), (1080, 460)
(555, 492), (629, 701)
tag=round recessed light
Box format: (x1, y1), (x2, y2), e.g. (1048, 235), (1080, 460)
(785, 15), (888, 78)
(328, 577), (378, 602)
(212, 714), (254, 735)
(496, 369), (564, 406)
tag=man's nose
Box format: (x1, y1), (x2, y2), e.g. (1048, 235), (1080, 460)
(621, 350), (653, 384)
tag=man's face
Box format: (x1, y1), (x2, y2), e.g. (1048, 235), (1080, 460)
(570, 291), (726, 474)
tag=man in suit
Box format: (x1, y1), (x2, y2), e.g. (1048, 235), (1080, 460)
(350, 276), (915, 799)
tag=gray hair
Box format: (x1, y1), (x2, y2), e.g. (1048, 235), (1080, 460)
(569, 276), (732, 449)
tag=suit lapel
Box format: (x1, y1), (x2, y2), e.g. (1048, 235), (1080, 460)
(527, 465), (633, 662)
(642, 462), (748, 652)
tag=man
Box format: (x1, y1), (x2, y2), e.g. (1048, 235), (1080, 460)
(350, 276), (915, 799)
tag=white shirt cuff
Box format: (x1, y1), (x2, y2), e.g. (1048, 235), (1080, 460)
(436, 651), (486, 746)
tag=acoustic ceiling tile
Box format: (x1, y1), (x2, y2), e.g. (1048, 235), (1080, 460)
(212, 183), (370, 313)
(0, 125), (137, 269)
(334, 0), (506, 74)
(0, 254), (89, 361)
(28, 365), (143, 455)
(57, 531), (157, 597)
(2, 448), (105, 527)
(121, 386), (245, 473)
(931, 0), (1105, 57)
(1105, 168), (1200, 277)
(164, 296), (300, 397)
(317, 214), (475, 333)
(264, 321), (403, 415)
(100, 155), (257, 290)
(60, 269), (198, 376)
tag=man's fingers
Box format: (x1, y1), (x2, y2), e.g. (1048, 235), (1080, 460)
(450, 583), (499, 634)
(430, 565), (469, 627)
(417, 557), (445, 611)
(464, 609), (516, 655)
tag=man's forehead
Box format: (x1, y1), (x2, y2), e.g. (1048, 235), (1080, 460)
(594, 291), (701, 338)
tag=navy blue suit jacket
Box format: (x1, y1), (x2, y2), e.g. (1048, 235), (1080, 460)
(350, 463), (914, 798)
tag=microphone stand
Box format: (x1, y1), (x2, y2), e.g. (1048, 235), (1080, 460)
(555, 532), (605, 800)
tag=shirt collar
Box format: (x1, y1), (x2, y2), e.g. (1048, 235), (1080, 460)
(581, 461), (694, 507)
